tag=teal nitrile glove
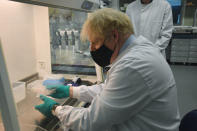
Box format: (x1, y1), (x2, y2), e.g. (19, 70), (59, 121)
(34, 95), (59, 118)
(47, 85), (70, 99)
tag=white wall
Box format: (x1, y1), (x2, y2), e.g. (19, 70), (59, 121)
(33, 5), (51, 77)
(0, 0), (37, 83)
(0, 0), (51, 83)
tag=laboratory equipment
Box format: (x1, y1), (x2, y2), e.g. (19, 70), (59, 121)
(49, 8), (96, 75)
(56, 31), (62, 46)
(43, 77), (65, 86)
(119, 0), (134, 12)
(81, 0), (94, 10)
(0, 40), (20, 131)
(64, 30), (69, 46)
(12, 81), (26, 103)
(11, 0), (100, 11)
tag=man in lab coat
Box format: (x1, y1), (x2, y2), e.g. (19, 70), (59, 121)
(35, 8), (180, 131)
(126, 0), (173, 57)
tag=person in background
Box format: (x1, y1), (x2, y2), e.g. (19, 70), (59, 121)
(126, 0), (173, 57)
(35, 8), (180, 131)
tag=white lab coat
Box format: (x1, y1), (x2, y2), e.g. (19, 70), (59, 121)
(126, 0), (173, 56)
(54, 36), (180, 131)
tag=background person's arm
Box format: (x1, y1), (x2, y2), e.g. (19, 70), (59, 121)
(155, 4), (173, 52)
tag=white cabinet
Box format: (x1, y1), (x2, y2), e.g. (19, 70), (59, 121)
(170, 37), (197, 63)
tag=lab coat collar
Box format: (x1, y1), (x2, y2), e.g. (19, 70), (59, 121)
(119, 35), (136, 55)
(107, 35), (136, 68)
(109, 35), (155, 68)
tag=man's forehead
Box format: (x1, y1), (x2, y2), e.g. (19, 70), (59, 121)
(88, 35), (103, 43)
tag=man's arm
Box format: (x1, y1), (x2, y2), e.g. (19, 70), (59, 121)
(54, 61), (151, 131)
(71, 83), (104, 103)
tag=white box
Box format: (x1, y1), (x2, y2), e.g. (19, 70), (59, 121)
(12, 82), (26, 103)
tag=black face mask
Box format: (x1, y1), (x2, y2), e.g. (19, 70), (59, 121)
(90, 44), (114, 67)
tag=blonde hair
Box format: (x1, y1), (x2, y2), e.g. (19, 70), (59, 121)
(80, 8), (134, 42)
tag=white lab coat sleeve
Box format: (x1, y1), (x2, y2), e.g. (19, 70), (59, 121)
(55, 60), (152, 131)
(72, 83), (104, 103)
(155, 4), (173, 51)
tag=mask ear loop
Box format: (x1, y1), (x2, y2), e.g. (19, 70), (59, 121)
(112, 30), (119, 51)
(110, 30), (121, 64)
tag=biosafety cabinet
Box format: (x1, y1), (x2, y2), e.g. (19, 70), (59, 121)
(1, 0), (197, 130)
(0, 0), (117, 131)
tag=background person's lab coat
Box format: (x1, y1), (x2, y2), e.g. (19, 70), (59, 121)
(54, 36), (180, 131)
(126, 0), (173, 57)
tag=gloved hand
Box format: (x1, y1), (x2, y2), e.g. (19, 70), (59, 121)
(46, 85), (70, 99)
(35, 95), (59, 118)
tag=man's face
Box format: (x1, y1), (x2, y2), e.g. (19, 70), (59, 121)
(88, 34), (116, 67)
(89, 35), (115, 52)
(89, 36), (104, 51)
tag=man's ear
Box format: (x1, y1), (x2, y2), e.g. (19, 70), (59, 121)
(113, 30), (119, 43)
